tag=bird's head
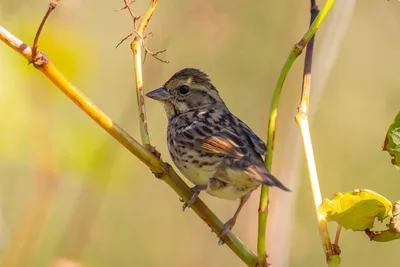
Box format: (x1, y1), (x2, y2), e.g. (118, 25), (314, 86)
(146, 68), (224, 119)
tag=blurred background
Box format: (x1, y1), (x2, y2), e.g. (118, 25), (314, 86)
(1, 0), (400, 266)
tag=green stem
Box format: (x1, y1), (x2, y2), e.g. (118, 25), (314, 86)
(257, 0), (337, 264)
(328, 255), (341, 267)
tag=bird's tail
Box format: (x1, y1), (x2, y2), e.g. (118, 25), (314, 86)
(245, 166), (291, 192)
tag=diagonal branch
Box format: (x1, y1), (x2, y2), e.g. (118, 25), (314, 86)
(0, 25), (258, 266)
(257, 0), (337, 265)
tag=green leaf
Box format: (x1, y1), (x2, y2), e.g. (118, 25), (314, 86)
(366, 229), (400, 242)
(383, 111), (400, 169)
(318, 189), (393, 231)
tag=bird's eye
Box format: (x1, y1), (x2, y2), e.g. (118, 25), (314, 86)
(177, 85), (190, 95)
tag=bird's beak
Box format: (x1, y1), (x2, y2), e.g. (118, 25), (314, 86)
(146, 87), (172, 101)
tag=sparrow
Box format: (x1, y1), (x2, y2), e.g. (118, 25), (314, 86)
(146, 68), (290, 236)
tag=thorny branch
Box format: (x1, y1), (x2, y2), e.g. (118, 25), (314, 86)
(118, 0), (141, 26)
(119, 0), (168, 147)
(117, 0), (168, 63)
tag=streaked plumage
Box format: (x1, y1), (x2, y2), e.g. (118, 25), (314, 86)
(146, 68), (289, 236)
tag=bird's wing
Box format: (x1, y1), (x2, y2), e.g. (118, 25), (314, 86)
(235, 118), (267, 156)
(173, 113), (290, 191)
(175, 120), (249, 159)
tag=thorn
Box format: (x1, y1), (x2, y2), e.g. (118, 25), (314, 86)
(115, 32), (134, 48)
(142, 45), (169, 64)
(115, 0), (135, 11)
(142, 50), (148, 64)
(143, 32), (154, 40)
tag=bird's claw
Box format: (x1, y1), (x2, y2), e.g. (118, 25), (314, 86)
(182, 191), (199, 211)
(221, 219), (235, 236)
(218, 218), (236, 245)
(182, 184), (207, 211)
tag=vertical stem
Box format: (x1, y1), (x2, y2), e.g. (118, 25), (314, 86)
(130, 0), (158, 146)
(295, 117), (335, 259)
(132, 38), (150, 145)
(257, 186), (269, 265)
(257, 50), (298, 265)
(295, 0), (340, 264)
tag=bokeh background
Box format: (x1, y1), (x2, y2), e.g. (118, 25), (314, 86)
(1, 0), (400, 266)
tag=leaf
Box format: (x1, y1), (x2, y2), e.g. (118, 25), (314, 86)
(366, 229), (400, 242)
(365, 201), (400, 242)
(383, 111), (400, 169)
(318, 189), (393, 231)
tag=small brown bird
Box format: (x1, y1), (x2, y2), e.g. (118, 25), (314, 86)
(146, 68), (290, 236)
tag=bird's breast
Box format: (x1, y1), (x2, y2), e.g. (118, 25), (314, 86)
(169, 144), (220, 185)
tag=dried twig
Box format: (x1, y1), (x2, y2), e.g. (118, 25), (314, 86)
(116, 32), (133, 48)
(294, 0), (341, 265)
(31, 0), (60, 64)
(120, 0), (169, 146)
(143, 47), (168, 64)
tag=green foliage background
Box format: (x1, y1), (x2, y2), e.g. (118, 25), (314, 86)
(0, 1), (399, 266)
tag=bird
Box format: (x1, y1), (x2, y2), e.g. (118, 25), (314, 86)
(146, 68), (290, 236)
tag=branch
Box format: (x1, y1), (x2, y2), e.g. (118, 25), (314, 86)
(130, 0), (155, 145)
(294, 0), (341, 265)
(257, 0), (337, 265)
(31, 0), (60, 63)
(0, 25), (258, 266)
(121, 0), (168, 146)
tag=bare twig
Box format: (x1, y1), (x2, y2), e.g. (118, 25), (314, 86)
(294, 0), (340, 265)
(31, 0), (60, 64)
(123, 0), (168, 145)
(116, 32), (134, 48)
(298, 1), (319, 116)
(122, 0), (140, 26)
(143, 47), (168, 64)
(0, 25), (258, 266)
(119, 0), (168, 63)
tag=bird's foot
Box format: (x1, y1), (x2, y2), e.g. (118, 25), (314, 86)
(218, 218), (237, 245)
(222, 218), (236, 236)
(182, 184), (207, 211)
